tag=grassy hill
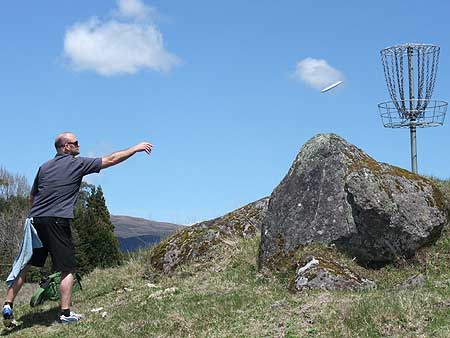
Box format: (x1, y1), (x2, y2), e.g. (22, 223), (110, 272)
(1, 179), (449, 337)
(2, 227), (450, 337)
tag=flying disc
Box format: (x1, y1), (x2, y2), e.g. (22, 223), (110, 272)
(321, 80), (343, 93)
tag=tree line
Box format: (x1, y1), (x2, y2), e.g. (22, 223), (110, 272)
(0, 167), (122, 280)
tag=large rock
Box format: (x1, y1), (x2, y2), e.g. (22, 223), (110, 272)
(259, 133), (448, 268)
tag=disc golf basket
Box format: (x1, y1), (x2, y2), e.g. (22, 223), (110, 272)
(378, 43), (447, 173)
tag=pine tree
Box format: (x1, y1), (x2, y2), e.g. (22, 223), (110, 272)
(73, 184), (122, 274)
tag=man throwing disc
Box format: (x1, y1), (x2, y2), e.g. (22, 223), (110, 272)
(2, 132), (152, 326)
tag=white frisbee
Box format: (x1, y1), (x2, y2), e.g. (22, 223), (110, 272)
(321, 80), (343, 93)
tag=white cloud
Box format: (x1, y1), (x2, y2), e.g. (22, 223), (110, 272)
(293, 57), (344, 90)
(64, 1), (179, 76)
(117, 0), (154, 21)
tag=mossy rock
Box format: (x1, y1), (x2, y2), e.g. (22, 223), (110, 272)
(148, 197), (268, 273)
(294, 255), (376, 291)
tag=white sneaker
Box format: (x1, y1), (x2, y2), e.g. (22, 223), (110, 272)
(59, 311), (84, 324)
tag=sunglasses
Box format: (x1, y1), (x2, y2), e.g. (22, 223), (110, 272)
(66, 141), (79, 147)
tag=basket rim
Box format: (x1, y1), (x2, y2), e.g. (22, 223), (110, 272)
(378, 99), (448, 108)
(381, 43), (439, 54)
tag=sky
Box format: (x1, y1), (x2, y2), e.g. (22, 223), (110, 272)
(1, 0), (449, 225)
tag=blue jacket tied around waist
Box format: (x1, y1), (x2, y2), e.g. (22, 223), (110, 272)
(6, 218), (43, 288)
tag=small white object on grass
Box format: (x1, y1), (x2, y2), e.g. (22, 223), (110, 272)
(297, 257), (319, 274)
(321, 80), (343, 93)
(163, 287), (178, 295)
(91, 307), (104, 313)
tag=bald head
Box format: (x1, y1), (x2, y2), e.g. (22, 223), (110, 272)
(54, 132), (80, 155)
(54, 132), (75, 150)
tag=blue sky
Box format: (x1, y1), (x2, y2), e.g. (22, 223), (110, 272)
(1, 0), (449, 224)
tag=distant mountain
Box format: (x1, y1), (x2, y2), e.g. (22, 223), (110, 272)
(110, 215), (184, 252)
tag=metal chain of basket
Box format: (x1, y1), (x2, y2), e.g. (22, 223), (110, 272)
(381, 44), (440, 118)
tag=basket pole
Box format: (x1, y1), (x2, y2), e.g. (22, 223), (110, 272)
(410, 124), (417, 173)
(407, 46), (418, 173)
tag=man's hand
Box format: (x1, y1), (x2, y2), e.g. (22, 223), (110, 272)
(132, 142), (153, 155)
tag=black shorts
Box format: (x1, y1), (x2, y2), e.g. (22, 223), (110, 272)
(30, 217), (76, 272)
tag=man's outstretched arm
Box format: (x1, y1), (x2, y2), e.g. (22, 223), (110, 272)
(101, 142), (153, 169)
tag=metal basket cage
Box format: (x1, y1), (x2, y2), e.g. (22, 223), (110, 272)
(378, 99), (447, 128)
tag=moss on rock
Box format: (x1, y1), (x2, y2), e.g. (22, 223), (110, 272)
(148, 197), (269, 274)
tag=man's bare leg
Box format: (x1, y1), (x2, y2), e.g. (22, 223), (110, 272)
(59, 272), (73, 311)
(5, 264), (31, 303)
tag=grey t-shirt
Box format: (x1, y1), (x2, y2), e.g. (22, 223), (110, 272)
(29, 154), (102, 219)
